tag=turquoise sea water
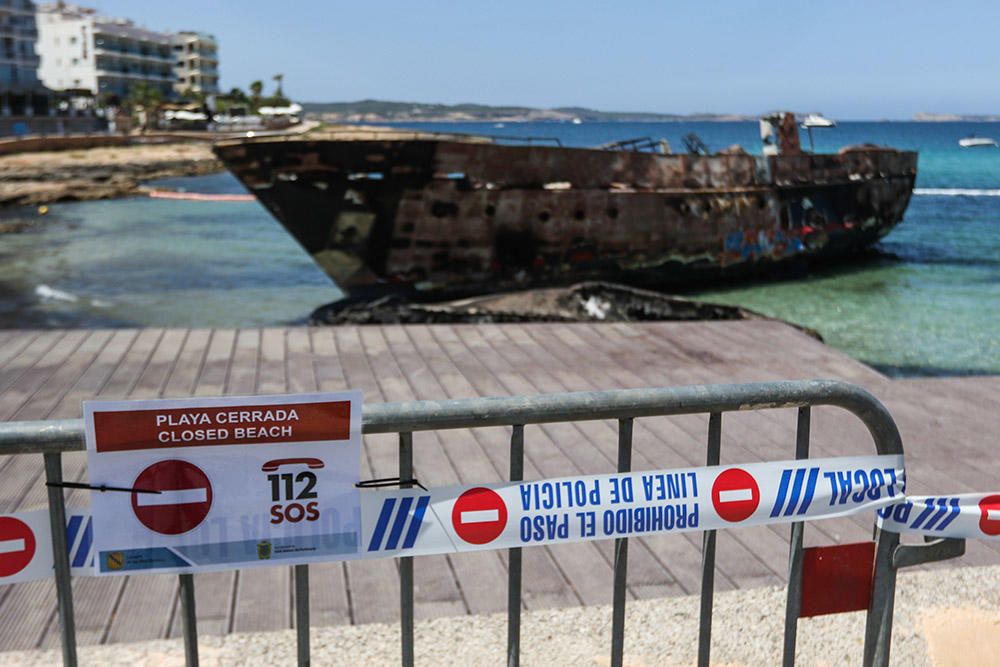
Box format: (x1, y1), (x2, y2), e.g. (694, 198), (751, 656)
(1, 121), (999, 376)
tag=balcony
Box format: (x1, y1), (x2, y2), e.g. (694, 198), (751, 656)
(0, 26), (37, 40)
(95, 65), (175, 82)
(93, 43), (173, 63)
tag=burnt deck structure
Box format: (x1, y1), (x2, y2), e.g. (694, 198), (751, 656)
(0, 320), (997, 650)
(213, 118), (917, 301)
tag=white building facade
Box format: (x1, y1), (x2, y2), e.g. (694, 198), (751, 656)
(36, 3), (184, 101)
(173, 31), (218, 96)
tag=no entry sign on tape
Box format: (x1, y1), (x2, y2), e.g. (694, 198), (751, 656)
(361, 454), (906, 557)
(85, 392), (362, 575)
(0, 509), (94, 585)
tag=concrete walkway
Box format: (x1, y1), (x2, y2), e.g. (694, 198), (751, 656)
(2, 564), (997, 666)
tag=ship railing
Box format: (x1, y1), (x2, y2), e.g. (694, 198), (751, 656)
(0, 380), (953, 667)
(597, 136), (665, 153)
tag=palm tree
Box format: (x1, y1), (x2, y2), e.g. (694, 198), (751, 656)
(125, 82), (163, 131)
(249, 80), (263, 111)
(272, 73), (284, 97)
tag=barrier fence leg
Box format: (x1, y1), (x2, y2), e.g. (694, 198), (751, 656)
(43, 452), (77, 667)
(610, 418), (633, 667)
(507, 425), (525, 667)
(399, 432), (415, 667)
(782, 407), (811, 667)
(295, 564), (310, 667)
(178, 573), (199, 667)
(697, 412), (722, 667)
(863, 528), (900, 667)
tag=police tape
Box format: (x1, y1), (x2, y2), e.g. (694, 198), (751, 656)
(5, 455), (1000, 585)
(877, 493), (1000, 539)
(360, 454), (907, 557)
(0, 508), (93, 585)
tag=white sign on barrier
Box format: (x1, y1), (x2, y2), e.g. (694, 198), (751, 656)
(84, 392), (362, 575)
(878, 493), (1000, 540)
(361, 454), (906, 557)
(0, 509), (94, 585)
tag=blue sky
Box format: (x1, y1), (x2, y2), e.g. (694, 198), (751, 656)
(88, 1), (1000, 119)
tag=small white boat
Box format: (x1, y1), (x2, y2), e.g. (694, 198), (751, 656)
(801, 113), (836, 128)
(800, 113), (836, 151)
(959, 136), (998, 148)
(571, 117), (583, 125)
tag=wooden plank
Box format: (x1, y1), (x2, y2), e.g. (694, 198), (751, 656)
(330, 326), (403, 625)
(303, 328), (355, 626)
(229, 328), (294, 634)
(0, 330), (89, 421)
(103, 329), (191, 644)
(515, 323), (761, 594)
(355, 327), (467, 620)
(36, 329), (166, 649)
(410, 325), (582, 610)
(162, 329), (210, 398)
(448, 324), (620, 606)
(381, 325), (509, 616)
(169, 329), (239, 638)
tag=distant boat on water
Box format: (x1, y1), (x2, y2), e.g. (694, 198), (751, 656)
(801, 113), (836, 128)
(959, 136), (998, 148)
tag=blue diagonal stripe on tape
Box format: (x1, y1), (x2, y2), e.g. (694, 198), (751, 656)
(367, 498), (396, 552)
(798, 468), (819, 515)
(385, 497), (414, 550)
(922, 498), (951, 531)
(936, 498), (961, 531)
(770, 469), (792, 518)
(783, 468), (807, 517)
(910, 498), (936, 529)
(72, 516), (93, 568)
(402, 496), (429, 549)
(65, 514), (83, 555)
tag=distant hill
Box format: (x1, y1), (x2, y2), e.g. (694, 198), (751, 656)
(301, 99), (754, 123)
(913, 112), (1000, 122)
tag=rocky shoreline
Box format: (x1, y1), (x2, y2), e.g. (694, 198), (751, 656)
(0, 141), (222, 208)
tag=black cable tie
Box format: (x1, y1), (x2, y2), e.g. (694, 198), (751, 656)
(355, 477), (428, 491)
(45, 481), (162, 495)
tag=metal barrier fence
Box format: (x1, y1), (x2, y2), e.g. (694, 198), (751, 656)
(0, 379), (953, 666)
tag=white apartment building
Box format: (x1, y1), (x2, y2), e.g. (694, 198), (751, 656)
(36, 3), (175, 101)
(1, 0), (49, 115)
(173, 31), (218, 96)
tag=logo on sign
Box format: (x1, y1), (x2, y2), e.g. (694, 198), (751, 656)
(0, 517), (36, 578)
(106, 551), (125, 571)
(712, 468), (760, 523)
(367, 496), (430, 552)
(131, 459), (214, 535)
(452, 488), (508, 544)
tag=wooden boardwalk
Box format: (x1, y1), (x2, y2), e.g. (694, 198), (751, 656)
(0, 320), (997, 650)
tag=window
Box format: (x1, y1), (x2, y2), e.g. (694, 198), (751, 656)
(69, 36), (77, 44)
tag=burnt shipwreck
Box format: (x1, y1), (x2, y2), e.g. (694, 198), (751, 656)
(213, 113), (917, 303)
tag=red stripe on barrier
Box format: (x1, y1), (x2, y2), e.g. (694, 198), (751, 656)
(799, 541), (875, 618)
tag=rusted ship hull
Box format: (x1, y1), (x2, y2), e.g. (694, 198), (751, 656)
(213, 127), (917, 300)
